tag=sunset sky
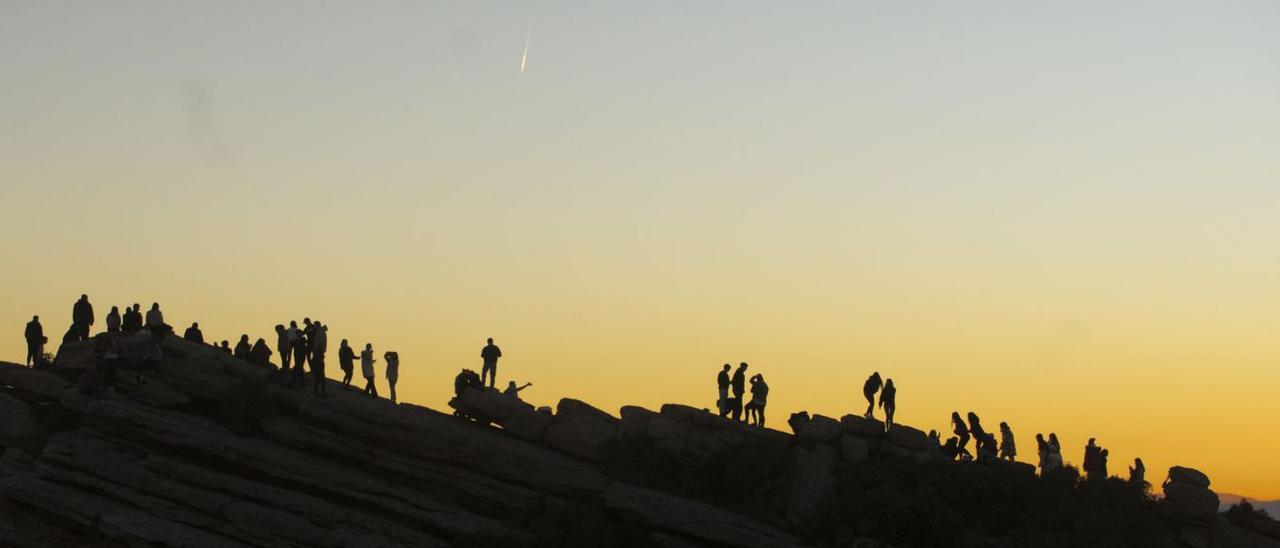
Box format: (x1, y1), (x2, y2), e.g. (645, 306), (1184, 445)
(2, 2), (1278, 498)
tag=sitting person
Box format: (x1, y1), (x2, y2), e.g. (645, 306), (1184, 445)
(504, 380), (532, 398)
(249, 338), (274, 367)
(233, 335), (252, 360)
(183, 323), (204, 344)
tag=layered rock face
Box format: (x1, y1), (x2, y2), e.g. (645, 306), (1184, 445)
(0, 333), (1274, 548)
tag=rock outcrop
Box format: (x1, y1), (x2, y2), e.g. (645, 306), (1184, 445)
(0, 332), (1274, 548)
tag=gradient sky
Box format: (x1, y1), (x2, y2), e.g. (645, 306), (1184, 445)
(2, 1), (1278, 498)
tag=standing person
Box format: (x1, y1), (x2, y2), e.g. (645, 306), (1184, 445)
(310, 322), (328, 397)
(303, 318), (317, 361)
(999, 422), (1017, 461)
(122, 304), (142, 334)
(716, 364), (731, 415)
(863, 372), (883, 419)
(1129, 458), (1146, 487)
(1036, 434), (1049, 474)
(360, 343), (378, 396)
(879, 379), (897, 432)
(748, 374), (769, 427)
(291, 330), (308, 388)
(967, 412), (986, 449)
(275, 325), (291, 370)
(1047, 433), (1064, 470)
(338, 339), (357, 389)
(184, 323), (204, 344)
(233, 335), (251, 359)
(480, 338), (502, 389)
(72, 294), (95, 340)
(105, 306), (122, 333)
(24, 316), (44, 366)
(384, 351), (399, 403)
(145, 303), (166, 332)
(730, 362), (748, 421)
(951, 412), (971, 456)
(1083, 438), (1100, 480)
(1098, 446), (1110, 479)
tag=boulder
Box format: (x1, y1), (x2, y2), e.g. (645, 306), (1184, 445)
(501, 407), (553, 442)
(449, 387), (534, 425)
(839, 435), (870, 463)
(0, 362), (71, 399)
(1169, 466), (1212, 489)
(543, 399), (619, 461)
(1164, 481), (1220, 521)
(620, 405), (659, 439)
(840, 414), (885, 437)
(798, 415), (842, 446)
(787, 411), (810, 435)
(0, 392), (31, 441)
(603, 483), (799, 548)
(886, 424), (933, 451)
(648, 416), (692, 457)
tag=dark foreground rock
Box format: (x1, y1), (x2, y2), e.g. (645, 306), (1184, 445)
(0, 334), (1273, 547)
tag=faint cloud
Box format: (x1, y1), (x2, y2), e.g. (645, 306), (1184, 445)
(181, 77), (233, 166)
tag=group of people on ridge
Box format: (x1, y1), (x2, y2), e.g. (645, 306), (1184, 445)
(940, 411), (1016, 463)
(715, 363), (769, 427)
(452, 338), (537, 416)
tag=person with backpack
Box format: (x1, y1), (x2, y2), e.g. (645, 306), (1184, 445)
(879, 378), (897, 432)
(862, 372), (883, 419)
(24, 315), (43, 367)
(72, 294), (95, 340)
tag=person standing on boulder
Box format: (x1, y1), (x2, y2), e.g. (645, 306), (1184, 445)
(360, 343), (378, 396)
(310, 322), (328, 398)
(998, 422), (1016, 461)
(24, 315), (44, 366)
(878, 378), (897, 432)
(338, 339), (357, 388)
(275, 324), (292, 370)
(72, 294), (95, 340)
(1083, 438), (1100, 480)
(862, 372), (883, 419)
(384, 350), (399, 403)
(951, 412), (970, 457)
(730, 362), (748, 420)
(480, 338), (502, 389)
(105, 306), (122, 333)
(716, 364), (731, 414)
(746, 373), (769, 427)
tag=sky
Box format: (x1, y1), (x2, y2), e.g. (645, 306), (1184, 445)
(2, 1), (1278, 498)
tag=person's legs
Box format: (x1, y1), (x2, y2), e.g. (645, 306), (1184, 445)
(389, 380), (397, 403)
(481, 363), (496, 388)
(885, 404), (895, 431)
(864, 392), (875, 417)
(759, 404), (766, 428)
(26, 341), (38, 366)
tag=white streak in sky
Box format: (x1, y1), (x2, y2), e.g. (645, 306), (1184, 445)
(520, 23), (532, 73)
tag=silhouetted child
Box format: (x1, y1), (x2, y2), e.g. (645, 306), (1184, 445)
(999, 422), (1016, 461)
(878, 378), (896, 432)
(384, 351), (399, 403)
(220, 340), (231, 354)
(862, 372), (882, 419)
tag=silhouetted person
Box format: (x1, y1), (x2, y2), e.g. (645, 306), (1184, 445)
(184, 322), (204, 344)
(105, 306), (121, 333)
(940, 437), (963, 460)
(951, 412), (970, 456)
(863, 372), (883, 419)
(716, 364), (731, 414)
(249, 338), (273, 367)
(1047, 433), (1064, 470)
(1129, 458), (1146, 487)
(122, 304), (142, 333)
(24, 315), (43, 366)
(879, 378), (896, 431)
(977, 431), (999, 462)
(361, 343), (378, 396)
(723, 396), (743, 421)
(480, 338), (502, 389)
(339, 339), (357, 388)
(1036, 433), (1049, 474)
(291, 330), (308, 387)
(219, 340), (231, 354)
(61, 323), (81, 345)
(1098, 446), (1109, 479)
(999, 422), (1016, 461)
(455, 369), (482, 398)
(731, 363), (748, 419)
(72, 294), (94, 340)
(384, 351), (399, 403)
(303, 318), (317, 360)
(275, 325), (291, 369)
(967, 412), (986, 449)
(233, 335), (251, 360)
(1083, 438), (1100, 480)
(504, 380), (532, 398)
(311, 322), (327, 398)
(745, 374), (769, 427)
